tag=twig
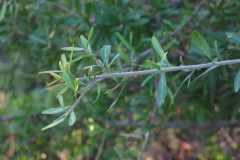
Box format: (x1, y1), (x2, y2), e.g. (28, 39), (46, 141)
(95, 131), (107, 160)
(78, 59), (240, 81)
(65, 80), (97, 117)
(109, 120), (240, 129)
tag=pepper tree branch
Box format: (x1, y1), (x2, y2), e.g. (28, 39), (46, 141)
(78, 59), (240, 81)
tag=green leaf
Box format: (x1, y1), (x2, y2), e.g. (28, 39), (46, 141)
(80, 35), (92, 53)
(29, 35), (47, 45)
(61, 47), (84, 51)
(57, 94), (64, 107)
(59, 86), (68, 95)
(0, 0), (7, 22)
(191, 30), (212, 60)
(117, 46), (131, 64)
(41, 117), (65, 131)
(42, 106), (71, 114)
(100, 45), (111, 66)
(192, 65), (219, 83)
(94, 81), (101, 103)
(59, 61), (75, 90)
(106, 81), (127, 112)
(151, 36), (165, 60)
(69, 111), (76, 126)
(146, 60), (161, 71)
(38, 70), (62, 74)
(234, 69), (240, 92)
(214, 40), (222, 60)
(226, 32), (240, 45)
(157, 73), (167, 107)
(115, 32), (133, 51)
(170, 71), (194, 105)
(109, 54), (120, 67)
(61, 54), (68, 66)
(86, 27), (94, 48)
(141, 73), (157, 87)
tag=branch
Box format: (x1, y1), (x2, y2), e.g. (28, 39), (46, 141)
(78, 59), (240, 81)
(110, 120), (240, 129)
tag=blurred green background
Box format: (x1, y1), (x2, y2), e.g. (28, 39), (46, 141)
(1, 0), (240, 159)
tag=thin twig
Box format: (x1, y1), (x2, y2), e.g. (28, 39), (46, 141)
(95, 131), (107, 160)
(109, 120), (240, 129)
(78, 59), (240, 81)
(65, 80), (97, 117)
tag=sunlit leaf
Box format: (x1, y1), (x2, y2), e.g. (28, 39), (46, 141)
(86, 27), (94, 48)
(61, 54), (68, 66)
(59, 61), (75, 90)
(69, 111), (76, 126)
(157, 73), (167, 107)
(61, 47), (84, 51)
(146, 60), (161, 70)
(191, 30), (212, 60)
(234, 69), (240, 92)
(38, 70), (61, 74)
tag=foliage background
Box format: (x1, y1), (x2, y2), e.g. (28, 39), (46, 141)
(1, 0), (240, 159)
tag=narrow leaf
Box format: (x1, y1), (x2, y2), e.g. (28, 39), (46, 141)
(226, 32), (240, 45)
(115, 32), (133, 51)
(151, 36), (164, 60)
(141, 73), (157, 87)
(57, 94), (64, 107)
(109, 54), (120, 67)
(214, 40), (222, 60)
(170, 71), (194, 105)
(41, 117), (65, 131)
(80, 35), (92, 53)
(59, 86), (68, 95)
(61, 54), (67, 66)
(100, 45), (111, 66)
(86, 27), (94, 48)
(42, 106), (71, 114)
(192, 65), (219, 83)
(191, 30), (212, 60)
(106, 81), (127, 112)
(69, 111), (76, 126)
(0, 0), (7, 22)
(157, 73), (167, 107)
(234, 69), (240, 92)
(59, 61), (75, 90)
(146, 60), (161, 71)
(38, 70), (61, 74)
(61, 47), (84, 51)
(94, 81), (101, 103)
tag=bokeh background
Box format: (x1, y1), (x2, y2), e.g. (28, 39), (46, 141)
(1, 0), (240, 159)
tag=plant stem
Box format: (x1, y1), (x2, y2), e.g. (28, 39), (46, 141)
(78, 59), (240, 81)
